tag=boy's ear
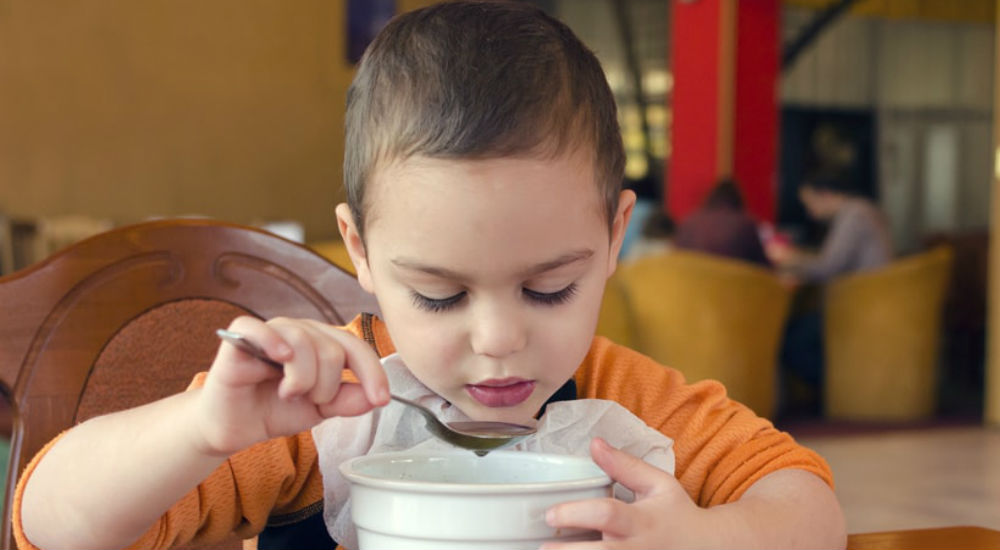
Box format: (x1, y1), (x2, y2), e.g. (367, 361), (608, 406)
(607, 190), (636, 276)
(335, 203), (375, 293)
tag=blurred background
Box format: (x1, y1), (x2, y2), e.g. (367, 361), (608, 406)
(1, 0), (998, 534)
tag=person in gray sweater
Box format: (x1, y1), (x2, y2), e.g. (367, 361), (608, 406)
(772, 171), (893, 416)
(770, 173), (893, 282)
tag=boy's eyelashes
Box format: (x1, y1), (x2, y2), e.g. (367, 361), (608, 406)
(522, 283), (578, 306)
(411, 290), (465, 313)
(410, 283), (579, 313)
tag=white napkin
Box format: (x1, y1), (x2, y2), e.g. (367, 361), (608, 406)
(312, 353), (675, 548)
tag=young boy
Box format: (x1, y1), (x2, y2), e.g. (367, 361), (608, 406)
(16, 2), (845, 549)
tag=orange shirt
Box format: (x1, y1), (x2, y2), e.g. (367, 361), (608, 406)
(14, 314), (832, 549)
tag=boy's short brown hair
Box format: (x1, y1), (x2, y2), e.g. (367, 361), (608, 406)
(344, 0), (625, 235)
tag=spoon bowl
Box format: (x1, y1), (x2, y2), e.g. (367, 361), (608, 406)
(216, 329), (536, 453)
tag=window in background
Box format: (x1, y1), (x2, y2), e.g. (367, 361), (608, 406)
(543, 0), (670, 184)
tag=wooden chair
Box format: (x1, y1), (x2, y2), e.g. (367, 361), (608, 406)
(615, 251), (792, 418)
(0, 213), (13, 276)
(824, 246), (953, 421)
(0, 218), (380, 550)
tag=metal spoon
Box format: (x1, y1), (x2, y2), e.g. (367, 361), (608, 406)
(216, 329), (536, 454)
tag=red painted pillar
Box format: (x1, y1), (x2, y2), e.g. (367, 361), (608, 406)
(667, 0), (727, 221)
(733, 0), (779, 222)
(667, 0), (779, 223)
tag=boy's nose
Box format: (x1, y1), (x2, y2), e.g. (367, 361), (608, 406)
(469, 304), (528, 358)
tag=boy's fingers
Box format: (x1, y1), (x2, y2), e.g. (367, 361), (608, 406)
(540, 542), (624, 550)
(546, 497), (633, 539)
(269, 322), (319, 399)
(279, 321), (346, 404)
(308, 332), (345, 404)
(217, 316), (291, 382)
(316, 383), (381, 417)
(302, 319), (390, 406)
(225, 316), (292, 361)
(590, 438), (664, 498)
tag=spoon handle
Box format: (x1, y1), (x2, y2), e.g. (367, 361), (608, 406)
(216, 329), (285, 370)
(388, 394), (440, 426)
(218, 329), (425, 420)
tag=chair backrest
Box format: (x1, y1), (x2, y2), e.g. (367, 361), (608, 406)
(0, 219), (380, 549)
(0, 214), (13, 276)
(824, 245), (953, 420)
(615, 251), (791, 418)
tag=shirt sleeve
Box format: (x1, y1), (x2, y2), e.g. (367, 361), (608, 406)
(12, 374), (324, 550)
(574, 337), (833, 507)
(797, 206), (868, 282)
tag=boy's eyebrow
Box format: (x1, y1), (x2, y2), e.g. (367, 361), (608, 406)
(391, 249), (594, 280)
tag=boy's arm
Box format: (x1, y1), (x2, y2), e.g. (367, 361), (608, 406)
(575, 339), (834, 506)
(21, 390), (229, 550)
(565, 339), (845, 548)
(18, 317), (389, 550)
(14, 397), (324, 550)
(544, 439), (845, 549)
(722, 468), (845, 548)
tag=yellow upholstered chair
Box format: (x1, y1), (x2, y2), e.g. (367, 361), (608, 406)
(595, 273), (636, 349)
(615, 251), (791, 418)
(308, 239), (356, 275)
(824, 246), (953, 421)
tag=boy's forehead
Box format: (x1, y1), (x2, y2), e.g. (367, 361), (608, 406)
(368, 152), (600, 198)
(362, 153), (606, 233)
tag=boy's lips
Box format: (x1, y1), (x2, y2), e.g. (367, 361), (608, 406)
(465, 378), (535, 407)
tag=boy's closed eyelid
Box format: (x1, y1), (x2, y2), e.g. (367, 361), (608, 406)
(410, 290), (466, 312)
(523, 282), (578, 306)
(409, 282), (579, 313)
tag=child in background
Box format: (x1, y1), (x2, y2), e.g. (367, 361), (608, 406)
(16, 2), (845, 549)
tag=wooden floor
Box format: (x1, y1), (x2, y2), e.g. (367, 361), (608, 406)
(793, 425), (1000, 533)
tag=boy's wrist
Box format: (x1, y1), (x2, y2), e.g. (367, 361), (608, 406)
(183, 388), (247, 459)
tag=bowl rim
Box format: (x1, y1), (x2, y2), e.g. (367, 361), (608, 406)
(339, 450), (612, 494)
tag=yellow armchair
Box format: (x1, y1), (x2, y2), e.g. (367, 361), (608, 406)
(595, 273), (635, 349)
(308, 239), (356, 275)
(612, 251), (791, 418)
(824, 246), (953, 421)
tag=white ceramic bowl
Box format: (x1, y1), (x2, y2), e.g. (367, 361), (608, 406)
(340, 450), (613, 549)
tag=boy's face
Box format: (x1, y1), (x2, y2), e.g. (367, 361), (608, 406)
(337, 152), (634, 425)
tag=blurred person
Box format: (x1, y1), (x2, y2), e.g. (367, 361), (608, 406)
(773, 171), (892, 416)
(673, 178), (770, 267)
(769, 171), (892, 283)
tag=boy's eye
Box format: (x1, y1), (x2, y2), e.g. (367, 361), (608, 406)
(411, 291), (466, 312)
(523, 283), (578, 306)
(411, 283), (578, 312)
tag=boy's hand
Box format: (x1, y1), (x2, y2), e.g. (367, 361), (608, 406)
(541, 438), (712, 549)
(196, 316), (390, 456)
